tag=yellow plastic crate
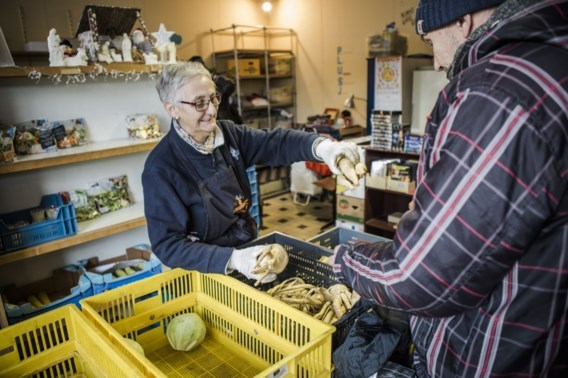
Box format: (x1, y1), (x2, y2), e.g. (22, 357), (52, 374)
(80, 268), (335, 377)
(0, 305), (143, 377)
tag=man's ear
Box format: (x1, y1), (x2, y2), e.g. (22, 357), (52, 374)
(458, 14), (474, 39)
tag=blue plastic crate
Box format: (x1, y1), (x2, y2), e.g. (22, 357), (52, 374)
(77, 244), (162, 293)
(249, 201), (261, 232)
(246, 166), (261, 229)
(246, 165), (257, 183)
(1, 265), (93, 325)
(308, 226), (389, 252)
(0, 193), (78, 253)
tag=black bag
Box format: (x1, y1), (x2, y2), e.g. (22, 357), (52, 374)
(333, 305), (409, 378)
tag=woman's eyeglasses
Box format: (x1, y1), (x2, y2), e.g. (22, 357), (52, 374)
(180, 93), (221, 112)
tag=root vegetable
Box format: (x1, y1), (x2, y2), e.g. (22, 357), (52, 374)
(38, 291), (51, 305)
(337, 157), (360, 186)
(27, 295), (43, 308)
(355, 161), (367, 177)
(251, 244), (289, 286)
(251, 244), (289, 274)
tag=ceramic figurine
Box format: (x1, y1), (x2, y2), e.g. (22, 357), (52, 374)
(47, 28), (65, 67)
(143, 52), (158, 65)
(110, 48), (123, 62)
(97, 41), (113, 64)
(122, 33), (133, 62)
(64, 47), (88, 66)
(166, 42), (177, 64)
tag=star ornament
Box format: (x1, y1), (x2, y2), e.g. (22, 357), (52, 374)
(152, 23), (175, 46)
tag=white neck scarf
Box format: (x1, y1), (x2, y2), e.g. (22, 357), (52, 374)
(173, 119), (224, 154)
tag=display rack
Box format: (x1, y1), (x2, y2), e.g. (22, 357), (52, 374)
(210, 24), (296, 130)
(0, 63), (163, 328)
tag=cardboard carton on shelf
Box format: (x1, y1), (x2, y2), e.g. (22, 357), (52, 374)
(387, 211), (404, 224)
(227, 58), (261, 77)
(366, 174), (387, 190)
(386, 177), (416, 194)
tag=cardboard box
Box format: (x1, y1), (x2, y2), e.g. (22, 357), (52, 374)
(386, 177), (416, 194)
(269, 57), (292, 75)
(244, 119), (261, 129)
(366, 174), (387, 190)
(335, 219), (365, 232)
(227, 58), (261, 77)
(77, 244), (162, 293)
(387, 211), (404, 224)
(336, 175), (365, 199)
(2, 266), (92, 324)
(336, 194), (365, 223)
(269, 86), (292, 104)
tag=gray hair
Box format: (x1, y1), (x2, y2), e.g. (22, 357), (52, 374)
(155, 62), (213, 104)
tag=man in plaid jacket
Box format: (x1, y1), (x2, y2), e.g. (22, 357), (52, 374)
(329, 0), (568, 376)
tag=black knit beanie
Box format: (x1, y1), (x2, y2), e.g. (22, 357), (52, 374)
(415, 0), (506, 34)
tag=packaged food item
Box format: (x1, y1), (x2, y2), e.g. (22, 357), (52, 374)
(13, 119), (56, 155)
(0, 121), (16, 163)
(87, 175), (132, 214)
(52, 118), (88, 148)
(68, 189), (100, 222)
(125, 114), (161, 140)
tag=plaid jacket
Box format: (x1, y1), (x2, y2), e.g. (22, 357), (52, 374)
(333, 1), (568, 376)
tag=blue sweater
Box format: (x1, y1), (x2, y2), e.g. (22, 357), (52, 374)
(142, 120), (319, 273)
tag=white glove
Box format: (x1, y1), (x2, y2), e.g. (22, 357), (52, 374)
(315, 138), (362, 186)
(227, 245), (277, 283)
(315, 139), (360, 173)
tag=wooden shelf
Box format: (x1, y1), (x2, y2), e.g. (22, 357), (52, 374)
(228, 74), (293, 80)
(365, 217), (397, 233)
(0, 203), (146, 266)
(0, 63), (162, 78)
(366, 186), (414, 197)
(0, 138), (160, 175)
(242, 102), (294, 111)
(364, 147), (420, 159)
(214, 49), (294, 58)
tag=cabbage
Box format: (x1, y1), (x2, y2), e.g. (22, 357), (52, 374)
(123, 337), (145, 356)
(166, 313), (206, 351)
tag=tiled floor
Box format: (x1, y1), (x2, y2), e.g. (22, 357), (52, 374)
(259, 191), (334, 241)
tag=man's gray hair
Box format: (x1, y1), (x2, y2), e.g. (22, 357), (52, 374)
(156, 62), (212, 104)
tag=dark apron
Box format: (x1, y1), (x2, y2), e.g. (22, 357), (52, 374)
(169, 132), (257, 247)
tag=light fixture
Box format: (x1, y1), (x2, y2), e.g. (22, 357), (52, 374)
(343, 94), (367, 109)
(262, 1), (272, 12)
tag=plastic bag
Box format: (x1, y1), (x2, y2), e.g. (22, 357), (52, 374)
(332, 304), (411, 378)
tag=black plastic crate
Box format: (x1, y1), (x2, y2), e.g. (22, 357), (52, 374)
(231, 231), (369, 350)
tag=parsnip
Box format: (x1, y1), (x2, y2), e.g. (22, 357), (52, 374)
(337, 158), (367, 187)
(252, 244), (289, 286)
(28, 295), (43, 308)
(38, 291), (51, 305)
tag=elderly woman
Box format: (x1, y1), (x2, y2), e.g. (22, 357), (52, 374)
(143, 61), (361, 282)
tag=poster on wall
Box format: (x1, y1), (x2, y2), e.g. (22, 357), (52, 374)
(373, 56), (402, 111)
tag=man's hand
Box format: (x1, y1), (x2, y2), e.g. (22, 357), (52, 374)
(326, 245), (342, 267)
